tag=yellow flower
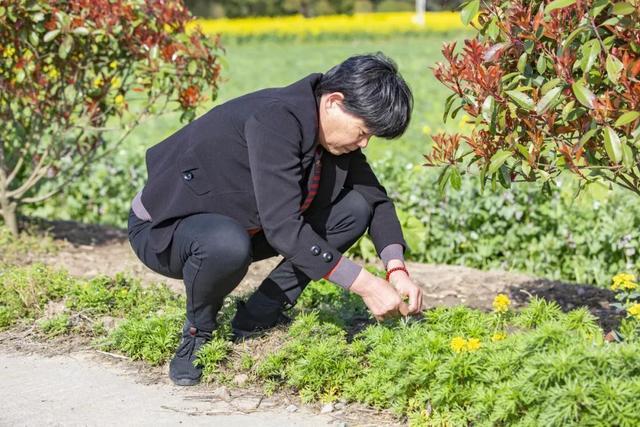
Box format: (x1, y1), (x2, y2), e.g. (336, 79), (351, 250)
(422, 125), (432, 135)
(450, 336), (466, 353)
(466, 338), (481, 351)
(114, 94), (125, 106)
(628, 303), (640, 320)
(493, 294), (511, 313)
(189, 11), (468, 39)
(109, 60), (119, 70)
(611, 272), (637, 291)
(491, 332), (507, 342)
(44, 65), (59, 80)
(111, 77), (122, 89)
(93, 75), (104, 88)
(3, 45), (16, 58)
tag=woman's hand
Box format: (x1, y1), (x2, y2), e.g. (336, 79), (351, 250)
(350, 268), (410, 321)
(387, 261), (423, 314)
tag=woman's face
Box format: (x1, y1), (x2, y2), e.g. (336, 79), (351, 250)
(317, 92), (371, 155)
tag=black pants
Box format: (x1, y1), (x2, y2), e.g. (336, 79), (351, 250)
(127, 188), (372, 331)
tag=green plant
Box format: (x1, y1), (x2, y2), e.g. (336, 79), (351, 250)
(0, 0), (223, 235)
(428, 0), (640, 197)
(37, 313), (70, 337)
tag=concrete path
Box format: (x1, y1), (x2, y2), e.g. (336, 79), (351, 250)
(0, 350), (335, 427)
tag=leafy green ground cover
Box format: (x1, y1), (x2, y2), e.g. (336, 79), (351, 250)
(2, 263), (640, 426)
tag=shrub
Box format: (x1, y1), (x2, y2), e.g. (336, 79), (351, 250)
(428, 0), (640, 197)
(0, 0), (223, 235)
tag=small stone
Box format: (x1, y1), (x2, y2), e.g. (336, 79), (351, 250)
(233, 396), (261, 411)
(212, 385), (231, 401)
(320, 403), (334, 414)
(233, 373), (249, 387)
(334, 402), (346, 410)
(576, 287), (586, 296)
(286, 404), (298, 413)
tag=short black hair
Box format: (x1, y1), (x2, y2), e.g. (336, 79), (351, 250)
(315, 52), (413, 139)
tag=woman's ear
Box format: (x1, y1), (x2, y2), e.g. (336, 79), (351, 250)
(325, 92), (345, 110)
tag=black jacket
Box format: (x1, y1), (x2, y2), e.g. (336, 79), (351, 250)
(140, 73), (406, 280)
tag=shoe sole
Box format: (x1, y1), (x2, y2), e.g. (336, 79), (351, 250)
(170, 376), (201, 386)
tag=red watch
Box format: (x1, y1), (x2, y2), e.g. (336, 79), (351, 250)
(386, 265), (409, 281)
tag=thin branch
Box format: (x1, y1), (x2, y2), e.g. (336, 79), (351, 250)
(7, 149), (49, 199)
(6, 156), (24, 187)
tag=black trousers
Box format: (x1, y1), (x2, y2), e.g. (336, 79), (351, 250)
(127, 188), (372, 331)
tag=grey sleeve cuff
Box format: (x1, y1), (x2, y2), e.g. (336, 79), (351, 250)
(380, 243), (405, 269)
(131, 189), (152, 222)
(326, 256), (362, 290)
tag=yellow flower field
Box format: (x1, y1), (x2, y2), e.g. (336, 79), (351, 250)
(189, 11), (468, 39)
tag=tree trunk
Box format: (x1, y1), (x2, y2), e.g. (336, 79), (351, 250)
(0, 195), (18, 236)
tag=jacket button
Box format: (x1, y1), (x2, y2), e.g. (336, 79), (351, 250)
(183, 172), (193, 181)
(322, 252), (333, 262)
(310, 245), (321, 256)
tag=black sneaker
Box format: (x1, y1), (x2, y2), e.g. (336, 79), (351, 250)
(169, 321), (213, 386)
(230, 301), (292, 342)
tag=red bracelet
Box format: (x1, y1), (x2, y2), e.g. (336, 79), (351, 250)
(386, 266), (409, 281)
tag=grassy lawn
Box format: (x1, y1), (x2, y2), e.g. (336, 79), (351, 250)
(122, 32), (472, 164)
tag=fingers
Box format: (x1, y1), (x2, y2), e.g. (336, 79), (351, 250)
(398, 301), (410, 317)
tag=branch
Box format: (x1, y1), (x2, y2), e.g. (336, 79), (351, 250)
(7, 149), (49, 199)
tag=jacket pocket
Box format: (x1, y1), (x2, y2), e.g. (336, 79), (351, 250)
(178, 151), (211, 196)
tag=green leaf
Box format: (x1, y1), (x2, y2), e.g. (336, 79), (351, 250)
(578, 128), (598, 148)
(482, 95), (495, 124)
(498, 165), (512, 188)
(622, 143), (634, 168)
(536, 55), (547, 74)
(58, 34), (73, 59)
(517, 52), (528, 73)
(571, 81), (596, 109)
(603, 126), (622, 163)
(606, 55), (624, 84)
(460, 0), (480, 26)
(43, 29), (60, 42)
(562, 100), (576, 121)
(443, 93), (457, 123)
(450, 167), (462, 190)
(580, 39), (601, 74)
(536, 86), (563, 115)
(562, 26), (586, 48)
(541, 78), (562, 95)
(188, 60), (197, 75)
(611, 2), (635, 15)
(29, 31), (39, 46)
(615, 111), (640, 127)
(437, 166), (452, 194)
(590, 0), (611, 17)
(505, 90), (535, 111)
(489, 150), (513, 175)
(545, 0), (578, 14)
(72, 27), (89, 36)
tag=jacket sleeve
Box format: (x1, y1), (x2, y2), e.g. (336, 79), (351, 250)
(245, 103), (342, 280)
(344, 149), (408, 256)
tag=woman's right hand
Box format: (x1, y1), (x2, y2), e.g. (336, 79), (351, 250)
(349, 268), (409, 321)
